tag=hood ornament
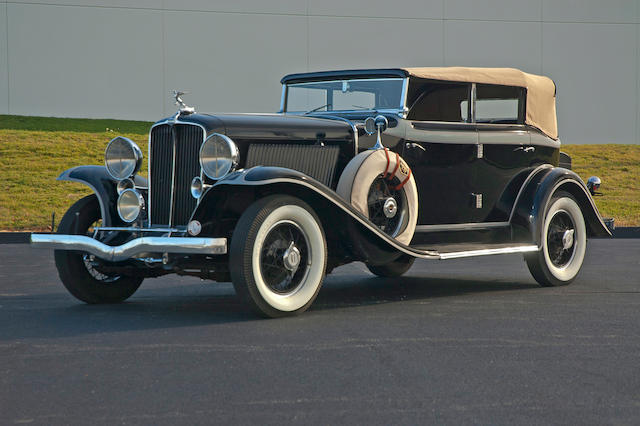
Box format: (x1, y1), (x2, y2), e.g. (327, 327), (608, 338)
(172, 90), (195, 117)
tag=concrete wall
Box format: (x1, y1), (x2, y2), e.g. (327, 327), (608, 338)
(1, 0), (638, 144)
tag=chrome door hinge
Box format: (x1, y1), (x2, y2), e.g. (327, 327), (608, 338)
(471, 193), (483, 209)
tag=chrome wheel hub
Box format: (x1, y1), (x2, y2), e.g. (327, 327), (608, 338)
(283, 241), (301, 273)
(383, 197), (398, 218)
(562, 229), (575, 250)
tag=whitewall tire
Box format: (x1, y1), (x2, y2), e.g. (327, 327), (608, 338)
(230, 195), (327, 317)
(525, 192), (587, 287)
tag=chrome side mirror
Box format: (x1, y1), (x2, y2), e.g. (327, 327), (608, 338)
(374, 115), (388, 132)
(364, 117), (376, 135)
(367, 115), (389, 150)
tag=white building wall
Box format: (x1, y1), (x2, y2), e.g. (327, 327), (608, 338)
(1, 0), (638, 144)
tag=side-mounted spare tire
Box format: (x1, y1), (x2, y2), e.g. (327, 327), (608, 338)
(336, 148), (418, 245)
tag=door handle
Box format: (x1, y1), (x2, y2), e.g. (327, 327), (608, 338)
(513, 146), (535, 153)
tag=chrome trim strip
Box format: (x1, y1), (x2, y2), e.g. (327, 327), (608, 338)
(148, 119), (207, 228)
(94, 226), (183, 233)
(438, 245), (539, 260)
(168, 125), (178, 228)
(400, 77), (409, 118)
(30, 234), (227, 261)
(470, 83), (477, 123)
(279, 85), (286, 113)
(317, 115), (359, 155)
(416, 222), (509, 232)
(297, 108), (403, 117)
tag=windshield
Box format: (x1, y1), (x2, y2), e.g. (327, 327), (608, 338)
(284, 78), (405, 113)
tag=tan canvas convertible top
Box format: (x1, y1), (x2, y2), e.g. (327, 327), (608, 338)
(404, 67), (558, 140)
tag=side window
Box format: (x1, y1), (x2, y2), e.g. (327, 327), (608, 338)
(475, 84), (525, 124)
(407, 83), (470, 122)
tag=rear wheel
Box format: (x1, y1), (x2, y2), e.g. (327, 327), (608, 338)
(525, 192), (587, 287)
(54, 195), (143, 303)
(230, 195), (327, 318)
(366, 254), (415, 278)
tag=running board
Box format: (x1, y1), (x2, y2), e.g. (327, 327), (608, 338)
(437, 245), (539, 260)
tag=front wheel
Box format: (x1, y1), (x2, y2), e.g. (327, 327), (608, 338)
(230, 195), (327, 318)
(54, 195), (143, 303)
(525, 192), (587, 287)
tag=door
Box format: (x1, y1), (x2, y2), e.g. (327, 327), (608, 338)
(402, 81), (478, 225)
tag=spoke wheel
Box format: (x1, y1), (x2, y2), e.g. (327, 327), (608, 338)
(546, 210), (576, 268)
(230, 195), (327, 318)
(367, 175), (408, 237)
(525, 191), (587, 287)
(259, 221), (311, 295)
(54, 195), (143, 303)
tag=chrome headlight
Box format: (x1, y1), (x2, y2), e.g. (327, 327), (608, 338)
(105, 136), (143, 180)
(117, 188), (144, 223)
(199, 133), (239, 180)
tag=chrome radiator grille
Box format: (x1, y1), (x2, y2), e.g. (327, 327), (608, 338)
(149, 123), (203, 226)
(246, 144), (340, 187)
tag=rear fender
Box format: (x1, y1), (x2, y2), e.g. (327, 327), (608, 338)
(58, 165), (148, 227)
(511, 167), (611, 244)
(191, 167), (438, 264)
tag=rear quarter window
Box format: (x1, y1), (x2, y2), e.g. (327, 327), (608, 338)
(475, 84), (525, 124)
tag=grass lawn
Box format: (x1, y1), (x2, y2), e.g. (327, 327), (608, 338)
(1, 115), (638, 230)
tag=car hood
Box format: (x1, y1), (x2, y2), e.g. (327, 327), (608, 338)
(174, 113), (355, 142)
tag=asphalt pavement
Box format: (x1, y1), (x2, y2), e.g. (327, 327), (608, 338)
(0, 239), (639, 425)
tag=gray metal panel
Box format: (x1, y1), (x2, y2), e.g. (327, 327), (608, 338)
(542, 0), (638, 23)
(309, 0), (443, 19)
(7, 3), (164, 120)
(308, 16), (444, 70)
(444, 0), (542, 21)
(174, 0), (306, 14)
(2, 2), (639, 144)
(542, 22), (637, 144)
(0, 3), (7, 114)
(444, 20), (542, 73)
(163, 11), (307, 120)
(8, 0), (161, 7)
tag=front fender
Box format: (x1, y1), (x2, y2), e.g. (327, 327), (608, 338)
(58, 165), (148, 227)
(511, 167), (611, 244)
(190, 167), (438, 263)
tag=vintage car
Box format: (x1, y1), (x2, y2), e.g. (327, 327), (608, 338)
(31, 67), (611, 317)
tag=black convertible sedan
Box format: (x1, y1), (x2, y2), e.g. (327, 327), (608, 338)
(32, 66), (611, 317)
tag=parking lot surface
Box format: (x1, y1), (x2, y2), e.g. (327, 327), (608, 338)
(1, 239), (639, 424)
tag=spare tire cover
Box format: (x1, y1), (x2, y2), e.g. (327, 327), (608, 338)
(336, 149), (418, 245)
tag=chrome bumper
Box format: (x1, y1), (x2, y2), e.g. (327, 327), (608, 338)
(30, 234), (227, 262)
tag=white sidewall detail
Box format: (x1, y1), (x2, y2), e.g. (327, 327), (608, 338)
(336, 150), (418, 245)
(542, 197), (587, 281)
(251, 205), (325, 312)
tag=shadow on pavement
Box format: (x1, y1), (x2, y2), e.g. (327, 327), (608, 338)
(0, 274), (538, 340)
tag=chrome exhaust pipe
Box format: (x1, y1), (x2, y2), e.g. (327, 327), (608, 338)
(30, 234), (227, 262)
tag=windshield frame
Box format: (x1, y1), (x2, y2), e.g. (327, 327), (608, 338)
(280, 77), (409, 118)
